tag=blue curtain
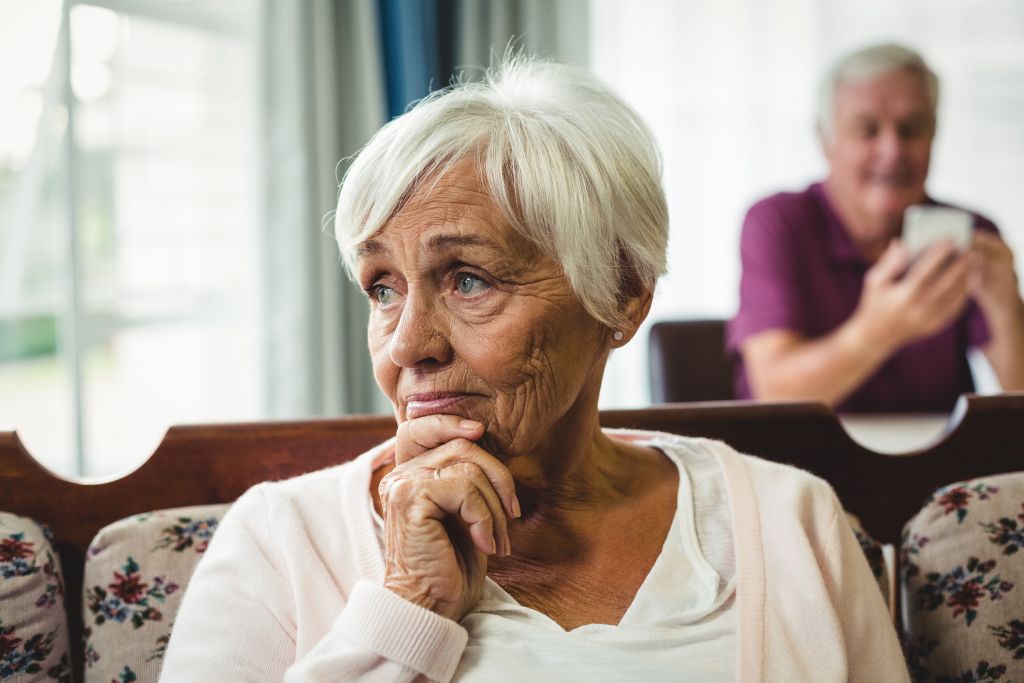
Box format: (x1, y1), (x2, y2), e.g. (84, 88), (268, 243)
(374, 0), (588, 120)
(377, 0), (449, 119)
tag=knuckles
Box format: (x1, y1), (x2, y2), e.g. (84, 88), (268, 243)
(379, 474), (417, 506)
(442, 437), (477, 459)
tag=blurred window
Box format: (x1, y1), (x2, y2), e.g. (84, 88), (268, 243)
(0, 0), (261, 477)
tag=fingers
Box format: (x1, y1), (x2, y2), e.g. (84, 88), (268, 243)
(430, 475), (506, 556)
(968, 232), (1015, 276)
(406, 456), (510, 557)
(890, 251), (968, 338)
(967, 248), (988, 297)
(382, 466), (506, 557)
(920, 256), (970, 321)
(384, 426), (521, 559)
(396, 417), (519, 520)
(395, 414), (485, 464)
(971, 230), (1010, 253)
(866, 239), (910, 286)
(967, 233), (1021, 311)
(423, 439), (520, 520)
(434, 458), (509, 548)
(902, 239), (961, 290)
(412, 440), (519, 555)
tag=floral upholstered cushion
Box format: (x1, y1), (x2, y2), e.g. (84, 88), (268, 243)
(901, 474), (1024, 682)
(81, 504), (229, 683)
(0, 512), (71, 682)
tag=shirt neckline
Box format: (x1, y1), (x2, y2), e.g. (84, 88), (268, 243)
(813, 181), (944, 267)
(472, 433), (728, 632)
(359, 432), (730, 632)
(812, 182), (870, 267)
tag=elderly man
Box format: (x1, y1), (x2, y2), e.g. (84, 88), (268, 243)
(728, 43), (1024, 412)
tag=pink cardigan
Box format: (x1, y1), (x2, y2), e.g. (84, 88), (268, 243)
(160, 432), (909, 681)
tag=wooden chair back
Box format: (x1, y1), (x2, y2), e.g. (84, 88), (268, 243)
(648, 319), (735, 402)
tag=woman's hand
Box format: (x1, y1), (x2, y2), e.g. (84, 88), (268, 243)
(379, 415), (521, 621)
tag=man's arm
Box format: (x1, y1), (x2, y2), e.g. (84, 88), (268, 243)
(741, 325), (891, 406)
(982, 305), (1024, 391)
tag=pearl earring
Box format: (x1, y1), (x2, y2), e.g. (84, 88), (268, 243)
(612, 331), (624, 341)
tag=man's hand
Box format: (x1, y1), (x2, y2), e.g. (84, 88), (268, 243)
(968, 231), (1022, 323)
(852, 238), (969, 352)
(967, 231), (1024, 391)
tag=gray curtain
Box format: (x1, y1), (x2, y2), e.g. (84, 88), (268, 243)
(260, 0), (589, 418)
(452, 0), (589, 69)
(260, 0), (389, 418)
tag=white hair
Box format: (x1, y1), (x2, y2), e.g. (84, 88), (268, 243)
(818, 43), (940, 139)
(333, 55), (669, 330)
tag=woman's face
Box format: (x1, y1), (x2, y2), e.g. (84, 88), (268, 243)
(355, 159), (611, 459)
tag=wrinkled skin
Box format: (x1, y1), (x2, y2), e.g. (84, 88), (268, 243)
(355, 158), (667, 623)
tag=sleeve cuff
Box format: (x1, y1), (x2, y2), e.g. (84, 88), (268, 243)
(335, 580), (468, 682)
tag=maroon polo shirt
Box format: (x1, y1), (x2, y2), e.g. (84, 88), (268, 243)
(727, 182), (994, 413)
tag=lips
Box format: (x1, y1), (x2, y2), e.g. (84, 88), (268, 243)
(866, 170), (914, 187)
(404, 392), (478, 420)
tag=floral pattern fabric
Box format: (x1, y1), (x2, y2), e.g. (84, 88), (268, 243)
(846, 512), (892, 610)
(81, 504), (228, 683)
(902, 474), (1024, 682)
(0, 512), (71, 682)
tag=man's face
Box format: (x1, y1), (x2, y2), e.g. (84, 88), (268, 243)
(823, 68), (935, 239)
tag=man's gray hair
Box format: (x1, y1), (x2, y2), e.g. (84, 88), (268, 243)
(818, 43), (940, 139)
(333, 55), (669, 330)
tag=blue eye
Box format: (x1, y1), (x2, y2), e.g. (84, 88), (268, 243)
(373, 286), (396, 306)
(457, 273), (490, 296)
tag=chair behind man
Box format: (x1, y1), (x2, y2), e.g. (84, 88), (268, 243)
(648, 319), (734, 403)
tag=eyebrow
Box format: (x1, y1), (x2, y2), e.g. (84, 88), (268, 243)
(425, 233), (498, 252)
(356, 233), (502, 258)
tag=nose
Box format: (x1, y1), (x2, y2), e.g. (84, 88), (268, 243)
(876, 126), (905, 164)
(388, 289), (453, 368)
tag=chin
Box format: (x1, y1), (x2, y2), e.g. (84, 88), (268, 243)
(864, 187), (921, 224)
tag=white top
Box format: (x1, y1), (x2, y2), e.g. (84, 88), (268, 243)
(160, 431), (909, 682)
(413, 435), (737, 681)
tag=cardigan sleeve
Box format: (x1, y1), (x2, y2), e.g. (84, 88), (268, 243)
(159, 486), (467, 682)
(283, 581), (467, 682)
(724, 446), (911, 681)
(818, 493), (911, 682)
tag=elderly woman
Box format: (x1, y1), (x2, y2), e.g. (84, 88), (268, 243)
(160, 58), (907, 681)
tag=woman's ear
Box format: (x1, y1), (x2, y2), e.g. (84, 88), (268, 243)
(612, 281), (653, 345)
(611, 254), (654, 343)
(622, 286), (653, 336)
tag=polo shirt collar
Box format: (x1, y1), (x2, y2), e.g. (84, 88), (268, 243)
(812, 182), (869, 267)
(812, 182), (942, 268)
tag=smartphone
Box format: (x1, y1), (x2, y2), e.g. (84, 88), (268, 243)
(902, 205), (973, 260)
